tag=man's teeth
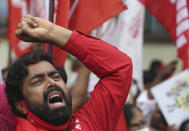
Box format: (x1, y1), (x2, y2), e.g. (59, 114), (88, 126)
(50, 94), (60, 99)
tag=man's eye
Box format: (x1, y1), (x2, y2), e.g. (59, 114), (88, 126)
(31, 79), (43, 86)
(52, 75), (61, 81)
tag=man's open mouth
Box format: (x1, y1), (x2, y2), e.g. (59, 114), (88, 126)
(48, 91), (66, 109)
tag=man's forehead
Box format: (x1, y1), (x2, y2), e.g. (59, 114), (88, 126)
(27, 61), (57, 76)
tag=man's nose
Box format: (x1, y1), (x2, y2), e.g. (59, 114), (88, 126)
(45, 76), (56, 89)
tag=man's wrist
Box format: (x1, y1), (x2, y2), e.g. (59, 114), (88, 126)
(48, 25), (73, 48)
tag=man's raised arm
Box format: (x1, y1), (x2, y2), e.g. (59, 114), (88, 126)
(15, 15), (72, 47)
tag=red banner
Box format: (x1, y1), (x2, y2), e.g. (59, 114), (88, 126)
(69, 0), (127, 34)
(7, 0), (30, 57)
(7, 0), (46, 58)
(140, 0), (189, 69)
(52, 0), (127, 66)
(51, 0), (70, 66)
(8, 0), (126, 66)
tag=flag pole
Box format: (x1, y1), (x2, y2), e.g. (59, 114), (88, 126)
(48, 0), (55, 54)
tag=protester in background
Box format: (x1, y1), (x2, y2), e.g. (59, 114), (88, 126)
(123, 104), (150, 131)
(0, 66), (15, 130)
(150, 107), (178, 131)
(0, 63), (15, 131)
(143, 70), (154, 90)
(5, 15), (132, 130)
(137, 60), (177, 126)
(150, 107), (167, 131)
(0, 83), (15, 131)
(70, 64), (90, 113)
(123, 103), (178, 131)
(148, 60), (163, 82)
(179, 119), (189, 131)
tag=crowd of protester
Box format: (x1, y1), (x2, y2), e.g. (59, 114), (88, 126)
(125, 59), (189, 131)
(0, 15), (189, 131)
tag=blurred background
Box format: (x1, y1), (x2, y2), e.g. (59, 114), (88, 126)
(0, 0), (181, 72)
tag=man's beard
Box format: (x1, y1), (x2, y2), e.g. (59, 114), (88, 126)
(24, 86), (72, 125)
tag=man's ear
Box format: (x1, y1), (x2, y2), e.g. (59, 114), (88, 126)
(15, 101), (27, 115)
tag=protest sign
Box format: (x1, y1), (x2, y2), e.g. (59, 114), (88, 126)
(151, 70), (189, 127)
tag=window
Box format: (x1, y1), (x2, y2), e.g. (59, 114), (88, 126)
(144, 10), (172, 42)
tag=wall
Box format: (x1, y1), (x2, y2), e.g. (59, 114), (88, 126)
(143, 42), (182, 73)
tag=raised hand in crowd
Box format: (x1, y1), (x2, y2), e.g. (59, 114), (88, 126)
(148, 60), (178, 99)
(152, 60), (178, 86)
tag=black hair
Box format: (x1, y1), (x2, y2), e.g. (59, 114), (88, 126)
(5, 49), (67, 118)
(123, 104), (142, 127)
(149, 60), (162, 72)
(149, 60), (162, 80)
(179, 119), (189, 131)
(143, 70), (153, 85)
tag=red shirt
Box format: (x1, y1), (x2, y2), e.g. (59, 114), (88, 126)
(115, 111), (127, 131)
(16, 31), (133, 131)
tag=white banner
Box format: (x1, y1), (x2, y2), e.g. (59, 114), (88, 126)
(30, 0), (46, 18)
(89, 0), (145, 91)
(151, 70), (189, 127)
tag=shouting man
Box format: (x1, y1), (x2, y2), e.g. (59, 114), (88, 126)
(5, 15), (132, 131)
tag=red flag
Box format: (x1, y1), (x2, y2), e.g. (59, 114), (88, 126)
(52, 0), (126, 66)
(7, 0), (30, 57)
(49, 0), (70, 66)
(140, 0), (189, 69)
(69, 0), (127, 34)
(7, 0), (46, 58)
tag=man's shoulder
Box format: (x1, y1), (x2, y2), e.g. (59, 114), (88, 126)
(70, 108), (102, 131)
